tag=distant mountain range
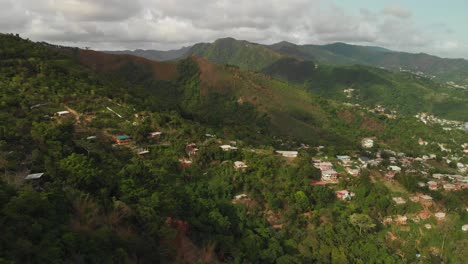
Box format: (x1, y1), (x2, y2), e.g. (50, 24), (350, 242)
(105, 38), (468, 121)
(106, 37), (468, 87)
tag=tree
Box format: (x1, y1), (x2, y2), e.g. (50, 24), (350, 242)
(349, 213), (375, 235)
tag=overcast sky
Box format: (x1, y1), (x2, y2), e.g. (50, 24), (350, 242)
(1, 0), (467, 59)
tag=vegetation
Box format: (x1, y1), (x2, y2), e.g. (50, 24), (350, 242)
(0, 33), (466, 263)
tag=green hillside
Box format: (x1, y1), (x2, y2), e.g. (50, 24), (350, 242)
(187, 37), (285, 72)
(1, 34), (467, 263)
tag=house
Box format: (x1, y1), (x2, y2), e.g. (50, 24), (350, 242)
(392, 197), (407, 205)
(275, 150), (298, 158)
(234, 161), (248, 171)
(420, 195), (433, 206)
(345, 166), (360, 176)
(185, 143), (198, 156)
(55, 110), (70, 116)
(432, 173), (445, 179)
(359, 156), (371, 164)
(321, 169), (338, 182)
(25, 173), (44, 180)
(314, 161), (333, 171)
(336, 190), (355, 200)
(462, 224), (468, 232)
(464, 148), (468, 153)
(424, 224), (432, 230)
(417, 182), (426, 187)
(86, 135), (97, 140)
(148, 131), (162, 138)
(220, 145), (238, 151)
(114, 135), (131, 145)
(388, 165), (401, 172)
(179, 158), (192, 168)
(427, 181), (438, 190)
(361, 138), (374, 148)
(443, 183), (456, 191)
(395, 215), (408, 225)
(137, 148), (149, 155)
(336, 155), (351, 164)
(409, 196), (419, 202)
(419, 210), (432, 220)
(234, 194), (248, 200)
(435, 212), (446, 221)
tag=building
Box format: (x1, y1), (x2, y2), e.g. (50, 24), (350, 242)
(361, 138), (374, 148)
(435, 212), (446, 221)
(179, 158), (192, 168)
(336, 190), (355, 201)
(462, 224), (468, 232)
(336, 155), (351, 164)
(234, 161), (248, 171)
(275, 150), (298, 158)
(313, 161), (333, 171)
(427, 181), (438, 190)
(185, 143), (198, 156)
(148, 131), (162, 138)
(395, 215), (408, 225)
(420, 195), (433, 207)
(321, 169), (338, 182)
(392, 197), (407, 205)
(25, 173), (44, 180)
(388, 165), (401, 173)
(345, 166), (360, 177)
(220, 145), (238, 151)
(114, 135), (132, 145)
(55, 110), (70, 116)
(443, 183), (456, 191)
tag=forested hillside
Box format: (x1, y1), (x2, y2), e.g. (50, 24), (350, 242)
(108, 38), (468, 121)
(1, 34), (467, 263)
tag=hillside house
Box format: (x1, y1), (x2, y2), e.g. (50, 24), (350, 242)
(55, 110), (70, 116)
(313, 161), (333, 171)
(427, 181), (438, 190)
(419, 210), (432, 220)
(336, 155), (351, 164)
(361, 138), (374, 148)
(462, 224), (468, 232)
(435, 212), (446, 221)
(443, 183), (456, 191)
(148, 131), (162, 138)
(396, 215), (408, 225)
(321, 169), (338, 182)
(336, 190), (355, 201)
(220, 145), (238, 151)
(234, 194), (248, 200)
(275, 150), (298, 158)
(420, 195), (433, 206)
(114, 135), (131, 145)
(137, 148), (149, 155)
(185, 143), (198, 156)
(179, 158), (192, 168)
(25, 173), (44, 180)
(345, 165), (360, 176)
(409, 196), (419, 202)
(392, 197), (407, 205)
(234, 161), (248, 171)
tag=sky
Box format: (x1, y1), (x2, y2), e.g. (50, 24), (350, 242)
(1, 0), (467, 59)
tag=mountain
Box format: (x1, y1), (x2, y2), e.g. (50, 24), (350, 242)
(268, 41), (468, 86)
(107, 38), (468, 121)
(106, 46), (191, 61)
(1, 33), (467, 263)
(108, 38), (468, 88)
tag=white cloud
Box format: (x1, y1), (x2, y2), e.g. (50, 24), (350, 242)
(0, 0), (465, 58)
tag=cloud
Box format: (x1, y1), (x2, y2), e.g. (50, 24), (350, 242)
(382, 5), (412, 19)
(0, 0), (464, 58)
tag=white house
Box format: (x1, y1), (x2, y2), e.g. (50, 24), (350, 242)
(275, 150), (298, 158)
(55, 110), (70, 116)
(220, 145), (238, 151)
(25, 173), (44, 180)
(234, 161), (248, 171)
(361, 138), (374, 148)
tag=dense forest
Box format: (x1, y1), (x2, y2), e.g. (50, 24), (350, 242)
(0, 34), (467, 263)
